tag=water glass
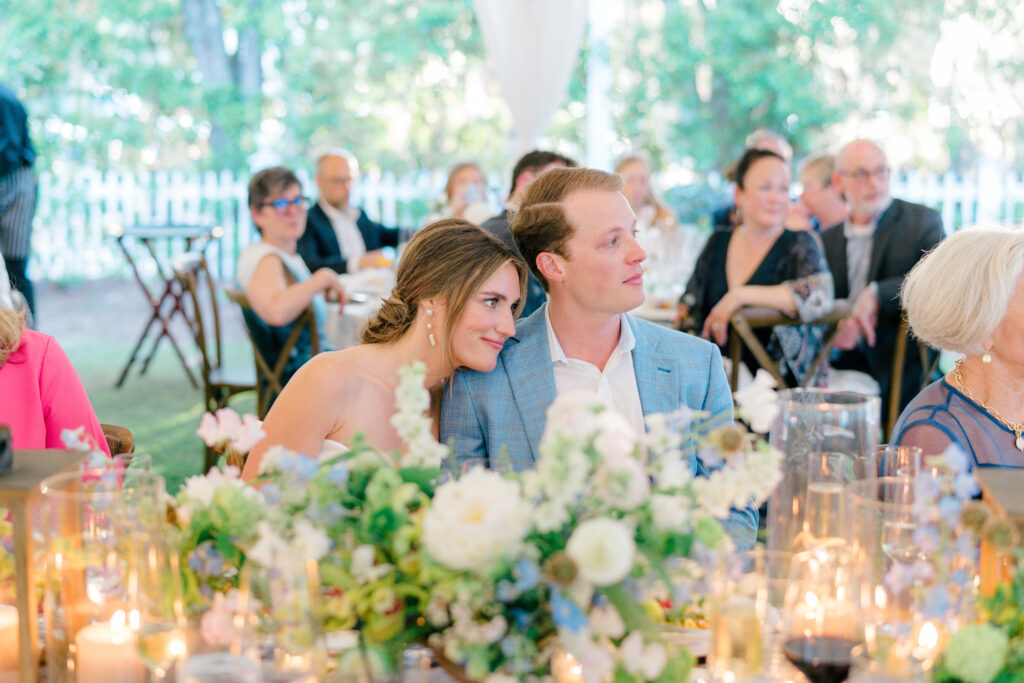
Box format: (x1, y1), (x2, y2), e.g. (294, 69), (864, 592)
(126, 531), (187, 681)
(238, 559), (325, 682)
(707, 549), (767, 680)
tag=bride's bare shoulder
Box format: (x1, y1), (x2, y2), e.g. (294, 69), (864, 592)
(296, 347), (393, 393)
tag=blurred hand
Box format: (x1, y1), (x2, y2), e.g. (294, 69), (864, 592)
(314, 268), (347, 304)
(358, 249), (393, 270)
(701, 289), (743, 346)
(850, 286), (878, 347)
(673, 303), (689, 330)
(833, 318), (862, 351)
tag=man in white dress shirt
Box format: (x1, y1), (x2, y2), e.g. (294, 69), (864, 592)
(297, 149), (400, 275)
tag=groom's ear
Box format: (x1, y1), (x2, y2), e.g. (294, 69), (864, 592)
(536, 252), (564, 285)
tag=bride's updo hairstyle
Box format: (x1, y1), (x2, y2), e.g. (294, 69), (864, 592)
(360, 218), (527, 366)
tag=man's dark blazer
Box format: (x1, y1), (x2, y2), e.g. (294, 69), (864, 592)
(298, 201), (400, 274)
(820, 198), (944, 416)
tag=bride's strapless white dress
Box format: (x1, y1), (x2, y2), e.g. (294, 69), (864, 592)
(318, 439), (349, 462)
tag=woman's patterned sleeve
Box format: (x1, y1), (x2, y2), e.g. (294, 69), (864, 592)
(784, 232), (835, 322)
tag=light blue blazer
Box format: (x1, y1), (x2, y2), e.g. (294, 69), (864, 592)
(440, 305), (757, 547)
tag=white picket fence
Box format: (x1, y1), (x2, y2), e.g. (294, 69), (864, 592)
(29, 164), (1024, 282)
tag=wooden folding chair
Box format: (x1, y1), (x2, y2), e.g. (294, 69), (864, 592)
(100, 423), (134, 455)
(727, 301), (852, 391)
(224, 288), (320, 420)
(174, 257), (258, 470)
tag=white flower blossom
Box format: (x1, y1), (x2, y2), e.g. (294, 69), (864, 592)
(196, 408), (265, 454)
(733, 369), (780, 433)
(565, 518), (635, 586)
(257, 445), (299, 475)
(247, 520), (289, 568)
(619, 631), (667, 680)
(175, 466), (262, 525)
(592, 456), (650, 511)
(588, 603), (625, 639)
(559, 629), (616, 683)
(650, 493), (690, 531)
(390, 362), (449, 468)
(291, 518), (330, 562)
(422, 468), (531, 573)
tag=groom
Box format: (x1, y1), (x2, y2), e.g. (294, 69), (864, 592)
(440, 167), (756, 546)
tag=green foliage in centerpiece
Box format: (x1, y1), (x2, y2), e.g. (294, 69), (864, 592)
(179, 364), (784, 682)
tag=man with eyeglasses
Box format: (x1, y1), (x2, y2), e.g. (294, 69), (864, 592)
(298, 148), (400, 275)
(820, 139), (943, 418)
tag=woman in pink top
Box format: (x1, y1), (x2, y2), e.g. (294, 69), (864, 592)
(0, 308), (110, 454)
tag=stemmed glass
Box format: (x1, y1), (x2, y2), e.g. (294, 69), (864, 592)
(782, 550), (862, 683)
(126, 530), (187, 681)
(238, 559), (325, 682)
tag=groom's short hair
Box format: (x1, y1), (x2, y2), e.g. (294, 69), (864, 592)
(509, 167), (622, 291)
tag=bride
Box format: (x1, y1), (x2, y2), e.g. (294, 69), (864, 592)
(241, 218), (527, 479)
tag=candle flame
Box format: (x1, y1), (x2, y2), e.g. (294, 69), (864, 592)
(918, 622), (939, 650)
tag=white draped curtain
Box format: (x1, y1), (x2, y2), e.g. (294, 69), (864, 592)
(472, 0), (588, 160)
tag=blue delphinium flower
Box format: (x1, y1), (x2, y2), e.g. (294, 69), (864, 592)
(913, 525), (941, 554)
(943, 444), (970, 474)
(549, 587), (587, 632)
(952, 472), (980, 500)
(938, 496), (963, 528)
(327, 462), (349, 486)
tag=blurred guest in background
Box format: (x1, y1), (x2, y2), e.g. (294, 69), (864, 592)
(481, 149), (576, 317)
(615, 152), (677, 232)
(893, 228), (1024, 466)
(797, 153), (848, 231)
(711, 129), (795, 232)
(678, 148), (834, 386)
(0, 82), (36, 318)
(0, 307), (109, 454)
(238, 167), (345, 396)
(299, 148), (400, 275)
(430, 161), (492, 225)
(821, 139), (943, 419)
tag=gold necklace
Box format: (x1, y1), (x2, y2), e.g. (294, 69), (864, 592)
(953, 359), (1024, 452)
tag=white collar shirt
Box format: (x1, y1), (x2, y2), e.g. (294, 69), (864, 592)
(318, 198), (366, 272)
(544, 307), (646, 435)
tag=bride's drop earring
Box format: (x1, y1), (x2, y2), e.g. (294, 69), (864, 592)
(426, 308), (436, 347)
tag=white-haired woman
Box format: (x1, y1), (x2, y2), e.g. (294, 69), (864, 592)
(892, 228), (1024, 465)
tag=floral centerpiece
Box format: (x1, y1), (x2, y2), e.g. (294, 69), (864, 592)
(178, 365), (785, 681)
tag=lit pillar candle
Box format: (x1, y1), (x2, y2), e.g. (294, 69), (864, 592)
(0, 605), (19, 683)
(74, 612), (147, 683)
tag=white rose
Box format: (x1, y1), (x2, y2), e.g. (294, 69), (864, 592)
(565, 518), (635, 586)
(422, 468), (531, 573)
(292, 518), (330, 561)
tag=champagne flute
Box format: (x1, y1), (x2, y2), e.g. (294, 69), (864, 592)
(880, 479), (921, 566)
(877, 445), (922, 479)
(238, 559), (325, 682)
(126, 531), (187, 681)
(782, 551), (862, 683)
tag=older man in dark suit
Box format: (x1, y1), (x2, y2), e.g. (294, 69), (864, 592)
(298, 149), (399, 275)
(820, 139), (944, 419)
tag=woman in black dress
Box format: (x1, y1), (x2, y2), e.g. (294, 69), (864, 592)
(677, 148), (833, 386)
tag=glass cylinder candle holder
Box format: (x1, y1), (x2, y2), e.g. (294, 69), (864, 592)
(767, 390), (880, 557)
(37, 468), (166, 682)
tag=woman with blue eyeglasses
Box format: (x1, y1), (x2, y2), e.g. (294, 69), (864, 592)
(237, 167), (347, 397)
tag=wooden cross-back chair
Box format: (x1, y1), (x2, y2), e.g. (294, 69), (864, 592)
(174, 255), (258, 470)
(224, 287), (320, 420)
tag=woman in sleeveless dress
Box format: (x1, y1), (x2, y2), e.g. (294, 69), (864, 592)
(242, 218), (527, 479)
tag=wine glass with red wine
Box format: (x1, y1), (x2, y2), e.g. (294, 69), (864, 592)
(781, 550), (862, 683)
